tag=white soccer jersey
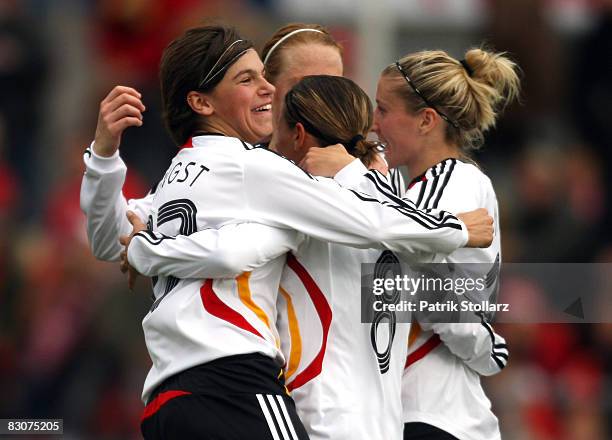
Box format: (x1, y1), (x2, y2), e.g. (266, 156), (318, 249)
(130, 232), (409, 440)
(401, 158), (506, 440)
(276, 167), (410, 440)
(80, 135), (468, 404)
(126, 175), (410, 438)
(337, 158), (506, 440)
(126, 169), (411, 439)
(277, 246), (408, 440)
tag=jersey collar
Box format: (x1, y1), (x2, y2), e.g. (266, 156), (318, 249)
(407, 157), (457, 189)
(180, 135), (254, 151)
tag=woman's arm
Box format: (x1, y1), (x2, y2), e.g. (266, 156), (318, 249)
(80, 145), (154, 261)
(241, 148), (494, 255)
(419, 319), (508, 376)
(127, 222), (303, 279)
(80, 86), (149, 261)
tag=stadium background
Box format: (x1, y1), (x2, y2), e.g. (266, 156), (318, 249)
(0, 0), (610, 438)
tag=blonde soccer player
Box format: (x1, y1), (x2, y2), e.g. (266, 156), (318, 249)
(303, 48), (520, 440)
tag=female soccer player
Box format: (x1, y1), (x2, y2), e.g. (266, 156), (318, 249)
(127, 74), (413, 439)
(260, 23), (402, 190)
(302, 48), (520, 440)
(80, 25), (492, 439)
(259, 23), (341, 147)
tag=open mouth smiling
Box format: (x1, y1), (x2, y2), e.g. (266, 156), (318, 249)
(253, 103), (272, 113)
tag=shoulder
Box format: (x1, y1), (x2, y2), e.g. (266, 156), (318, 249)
(388, 167), (406, 197)
(440, 160), (493, 193)
(242, 146), (317, 181)
(414, 159), (496, 212)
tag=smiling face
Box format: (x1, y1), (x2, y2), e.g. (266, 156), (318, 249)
(372, 74), (424, 169)
(271, 43), (343, 130)
(205, 49), (275, 143)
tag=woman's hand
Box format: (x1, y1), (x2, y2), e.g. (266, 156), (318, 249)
(299, 144), (356, 177)
(94, 86), (146, 157)
(367, 152), (388, 175)
(119, 211), (148, 290)
(457, 208), (494, 248)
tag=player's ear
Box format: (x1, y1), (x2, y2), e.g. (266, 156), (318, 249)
(418, 108), (438, 135)
(293, 122), (307, 151)
(187, 91), (214, 116)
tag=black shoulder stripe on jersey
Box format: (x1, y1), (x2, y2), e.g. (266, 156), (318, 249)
(150, 276), (179, 312)
(150, 293), (165, 312)
(480, 318), (508, 369)
(395, 168), (403, 193)
(134, 230), (175, 246)
(423, 161), (446, 209)
(84, 148), (92, 158)
(348, 189), (440, 230)
(369, 171), (418, 208)
(389, 168), (400, 197)
(393, 204), (461, 230)
(431, 159), (457, 209)
(241, 140), (255, 150)
(491, 353), (505, 370)
(415, 180), (427, 207)
(348, 189), (462, 231)
(157, 199), (198, 235)
(415, 164), (437, 207)
(365, 172), (461, 229)
(139, 230), (164, 245)
(165, 276), (179, 294)
(366, 171), (403, 203)
(363, 175), (458, 229)
(149, 181), (160, 196)
(395, 169), (402, 195)
(414, 180), (426, 206)
(388, 169), (396, 195)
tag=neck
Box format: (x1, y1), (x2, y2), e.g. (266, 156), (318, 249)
(407, 142), (461, 178)
(202, 119), (242, 142)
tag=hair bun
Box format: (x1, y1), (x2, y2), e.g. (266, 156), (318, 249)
(464, 48), (520, 109)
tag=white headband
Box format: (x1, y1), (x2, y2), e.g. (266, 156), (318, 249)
(263, 29), (325, 65)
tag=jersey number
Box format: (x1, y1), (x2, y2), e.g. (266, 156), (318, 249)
(149, 199), (198, 312)
(370, 251), (401, 374)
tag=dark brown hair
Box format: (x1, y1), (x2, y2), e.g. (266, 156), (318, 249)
(283, 75), (378, 166)
(261, 23), (342, 85)
(159, 25), (253, 145)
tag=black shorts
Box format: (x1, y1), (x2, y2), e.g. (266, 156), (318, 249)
(141, 353), (309, 440)
(404, 422), (459, 440)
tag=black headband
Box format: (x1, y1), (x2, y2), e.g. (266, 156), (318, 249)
(198, 40), (251, 89)
(395, 61), (459, 130)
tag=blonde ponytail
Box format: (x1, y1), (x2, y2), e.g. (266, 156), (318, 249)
(463, 48), (521, 130)
(383, 47), (521, 152)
